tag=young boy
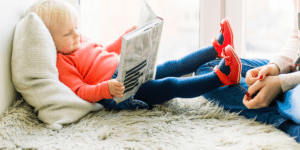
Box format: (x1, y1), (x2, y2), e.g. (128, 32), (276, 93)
(26, 0), (241, 110)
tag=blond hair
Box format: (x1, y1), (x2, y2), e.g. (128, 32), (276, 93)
(26, 0), (78, 28)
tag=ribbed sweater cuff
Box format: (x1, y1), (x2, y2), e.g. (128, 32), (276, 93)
(279, 71), (300, 92)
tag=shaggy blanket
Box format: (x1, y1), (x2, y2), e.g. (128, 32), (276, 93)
(1, 96), (300, 150)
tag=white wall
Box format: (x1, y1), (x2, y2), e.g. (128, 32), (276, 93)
(0, 0), (80, 116)
(0, 0), (40, 115)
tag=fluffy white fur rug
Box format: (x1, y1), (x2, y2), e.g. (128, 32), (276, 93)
(1, 96), (300, 150)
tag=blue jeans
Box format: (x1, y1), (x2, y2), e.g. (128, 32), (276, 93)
(277, 85), (300, 125)
(196, 58), (300, 128)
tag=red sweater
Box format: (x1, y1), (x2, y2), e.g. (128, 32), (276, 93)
(56, 35), (125, 103)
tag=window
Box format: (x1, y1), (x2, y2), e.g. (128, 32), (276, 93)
(200, 0), (294, 59)
(199, 0), (245, 57)
(81, 0), (199, 64)
(81, 0), (292, 63)
(245, 0), (294, 59)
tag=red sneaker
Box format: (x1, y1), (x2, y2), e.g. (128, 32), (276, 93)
(211, 18), (234, 58)
(214, 45), (241, 86)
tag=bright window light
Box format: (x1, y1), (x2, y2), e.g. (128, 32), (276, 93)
(81, 0), (199, 64)
(245, 0), (293, 59)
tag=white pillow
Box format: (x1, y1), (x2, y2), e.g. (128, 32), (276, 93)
(11, 12), (103, 130)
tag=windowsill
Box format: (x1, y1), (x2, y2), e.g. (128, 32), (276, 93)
(245, 50), (278, 59)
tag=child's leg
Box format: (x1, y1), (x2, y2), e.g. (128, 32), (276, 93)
(97, 96), (149, 111)
(156, 18), (233, 79)
(135, 71), (224, 106)
(155, 41), (219, 79)
(135, 45), (242, 106)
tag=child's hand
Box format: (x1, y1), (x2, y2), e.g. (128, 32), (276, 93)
(108, 79), (125, 98)
(124, 26), (138, 35)
(129, 26), (138, 32)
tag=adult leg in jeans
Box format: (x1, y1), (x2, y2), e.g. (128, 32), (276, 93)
(277, 85), (300, 124)
(276, 85), (300, 142)
(196, 58), (300, 142)
(196, 58), (286, 126)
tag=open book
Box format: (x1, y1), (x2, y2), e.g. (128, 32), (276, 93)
(113, 0), (163, 103)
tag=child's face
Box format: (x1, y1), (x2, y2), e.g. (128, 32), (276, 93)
(48, 17), (81, 55)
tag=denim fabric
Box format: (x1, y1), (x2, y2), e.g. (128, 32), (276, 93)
(277, 84), (300, 124)
(195, 58), (287, 128)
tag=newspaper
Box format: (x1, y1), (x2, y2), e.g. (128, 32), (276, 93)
(114, 0), (163, 103)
